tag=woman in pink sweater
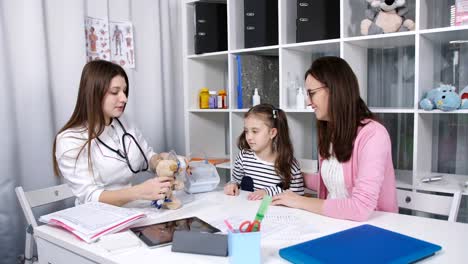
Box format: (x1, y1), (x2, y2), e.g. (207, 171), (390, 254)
(272, 56), (397, 221)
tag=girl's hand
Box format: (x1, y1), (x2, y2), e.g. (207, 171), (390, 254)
(271, 190), (306, 209)
(247, 189), (267, 200)
(224, 183), (239, 196)
(135, 176), (172, 200)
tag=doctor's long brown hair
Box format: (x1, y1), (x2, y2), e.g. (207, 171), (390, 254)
(53, 60), (129, 176)
(237, 104), (296, 189)
(305, 56), (375, 162)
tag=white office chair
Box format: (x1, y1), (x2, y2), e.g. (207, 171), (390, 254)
(15, 184), (74, 264)
(397, 188), (462, 222)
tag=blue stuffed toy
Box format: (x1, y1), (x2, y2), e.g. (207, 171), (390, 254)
(460, 85), (468, 109)
(419, 84), (461, 111)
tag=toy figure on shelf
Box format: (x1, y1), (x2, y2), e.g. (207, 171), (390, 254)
(361, 0), (415, 35)
(419, 84), (461, 111)
(460, 85), (468, 109)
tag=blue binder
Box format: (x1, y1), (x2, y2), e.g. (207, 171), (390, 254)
(279, 224), (441, 264)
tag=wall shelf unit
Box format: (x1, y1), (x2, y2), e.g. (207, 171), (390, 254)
(182, 0), (468, 222)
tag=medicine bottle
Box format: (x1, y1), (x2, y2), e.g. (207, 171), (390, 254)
(218, 89), (227, 109)
(209, 90), (218, 109)
(199, 88), (209, 109)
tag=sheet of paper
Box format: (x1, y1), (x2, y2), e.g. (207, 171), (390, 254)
(210, 214), (317, 241)
(97, 231), (141, 253)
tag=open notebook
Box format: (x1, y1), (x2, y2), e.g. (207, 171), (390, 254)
(39, 202), (145, 243)
(279, 224), (441, 264)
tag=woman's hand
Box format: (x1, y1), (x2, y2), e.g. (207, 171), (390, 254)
(272, 190), (324, 214)
(247, 189), (267, 200)
(224, 183), (239, 196)
(271, 190), (306, 209)
(135, 176), (172, 201)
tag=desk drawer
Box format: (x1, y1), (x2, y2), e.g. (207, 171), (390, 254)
(36, 237), (98, 264)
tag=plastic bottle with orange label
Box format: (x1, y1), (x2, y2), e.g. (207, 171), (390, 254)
(218, 89), (227, 109)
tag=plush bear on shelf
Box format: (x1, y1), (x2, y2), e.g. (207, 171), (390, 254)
(361, 0), (415, 35)
(419, 84), (461, 111)
(151, 157), (185, 210)
(460, 86), (468, 109)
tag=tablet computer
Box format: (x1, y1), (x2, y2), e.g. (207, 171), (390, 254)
(130, 216), (220, 248)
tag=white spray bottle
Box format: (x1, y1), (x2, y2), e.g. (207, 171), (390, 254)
(252, 88), (261, 106)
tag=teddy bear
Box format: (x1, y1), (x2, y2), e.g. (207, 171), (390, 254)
(419, 84), (461, 111)
(460, 85), (468, 109)
(150, 157), (185, 210)
(361, 0), (415, 35)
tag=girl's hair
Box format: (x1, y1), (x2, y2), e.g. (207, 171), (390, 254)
(305, 56), (375, 162)
(53, 60), (129, 176)
(237, 103), (296, 189)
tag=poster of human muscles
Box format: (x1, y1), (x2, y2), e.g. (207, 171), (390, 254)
(85, 17), (135, 68)
(85, 17), (111, 62)
(110, 21), (135, 68)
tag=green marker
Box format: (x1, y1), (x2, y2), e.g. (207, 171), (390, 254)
(252, 195), (272, 232)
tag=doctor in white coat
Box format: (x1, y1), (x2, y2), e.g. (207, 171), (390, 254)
(53, 60), (172, 206)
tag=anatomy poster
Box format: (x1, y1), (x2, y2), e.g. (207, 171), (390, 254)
(85, 16), (111, 61)
(84, 17), (135, 68)
(110, 21), (135, 68)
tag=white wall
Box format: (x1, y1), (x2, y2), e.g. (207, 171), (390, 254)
(0, 0), (184, 262)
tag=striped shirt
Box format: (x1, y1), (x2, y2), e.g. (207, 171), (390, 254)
(231, 149), (304, 196)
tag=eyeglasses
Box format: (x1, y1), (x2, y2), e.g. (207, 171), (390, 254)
(306, 86), (326, 99)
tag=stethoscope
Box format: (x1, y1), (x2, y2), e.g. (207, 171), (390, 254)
(96, 118), (149, 173)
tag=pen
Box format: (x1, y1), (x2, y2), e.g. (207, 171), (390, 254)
(224, 219), (235, 233)
(421, 175), (442, 183)
(252, 195), (272, 232)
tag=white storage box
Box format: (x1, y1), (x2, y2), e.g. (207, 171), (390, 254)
(185, 161), (220, 193)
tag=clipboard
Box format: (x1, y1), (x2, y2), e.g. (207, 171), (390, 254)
(279, 224), (442, 264)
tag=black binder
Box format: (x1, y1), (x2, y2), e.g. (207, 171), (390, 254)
(194, 2), (227, 54)
(244, 0), (278, 48)
(296, 0), (340, 43)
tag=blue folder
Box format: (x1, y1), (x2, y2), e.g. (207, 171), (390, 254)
(279, 224), (441, 264)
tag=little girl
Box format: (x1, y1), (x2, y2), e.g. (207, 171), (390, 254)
(224, 104), (304, 200)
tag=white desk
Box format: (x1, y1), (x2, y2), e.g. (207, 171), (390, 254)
(35, 191), (467, 264)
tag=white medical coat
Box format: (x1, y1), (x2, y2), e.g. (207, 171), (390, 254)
(55, 116), (155, 204)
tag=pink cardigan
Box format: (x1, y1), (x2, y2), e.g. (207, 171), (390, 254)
(305, 120), (397, 221)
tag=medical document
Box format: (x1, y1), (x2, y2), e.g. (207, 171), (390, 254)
(39, 202), (145, 243)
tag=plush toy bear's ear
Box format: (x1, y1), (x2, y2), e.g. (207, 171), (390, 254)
(369, 0), (381, 8)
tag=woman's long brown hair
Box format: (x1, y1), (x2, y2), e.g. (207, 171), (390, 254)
(52, 60), (129, 176)
(305, 56), (375, 162)
(237, 104), (296, 189)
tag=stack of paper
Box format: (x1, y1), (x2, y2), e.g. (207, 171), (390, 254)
(39, 202), (145, 243)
